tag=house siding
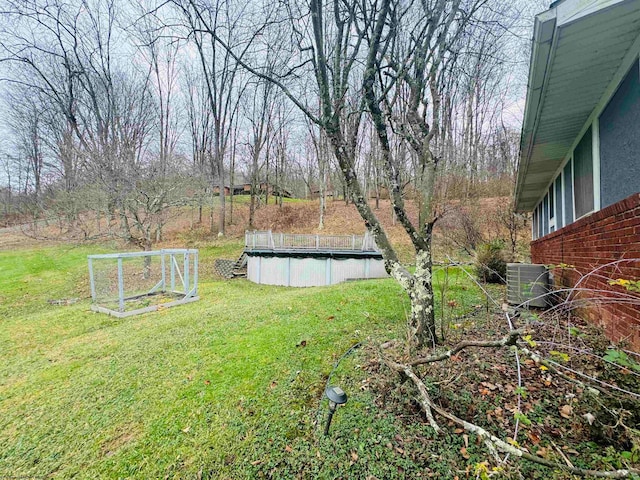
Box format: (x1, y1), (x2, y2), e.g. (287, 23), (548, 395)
(531, 57), (639, 241)
(531, 193), (640, 347)
(599, 58), (640, 209)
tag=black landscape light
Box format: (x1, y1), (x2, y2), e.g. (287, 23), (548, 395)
(323, 385), (348, 436)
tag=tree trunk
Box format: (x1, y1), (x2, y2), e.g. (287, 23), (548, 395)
(210, 192), (215, 232)
(318, 138), (326, 229)
(230, 141), (236, 225)
(318, 187), (325, 229)
(249, 182), (257, 230)
(265, 152), (270, 206)
(218, 176), (225, 236)
(142, 236), (152, 280)
(119, 202), (132, 244)
(249, 146), (260, 229)
(217, 144), (226, 236)
(408, 249), (437, 347)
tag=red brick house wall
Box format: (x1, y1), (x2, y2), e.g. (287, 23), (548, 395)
(531, 193), (640, 348)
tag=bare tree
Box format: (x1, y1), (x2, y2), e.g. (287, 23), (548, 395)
(243, 77), (274, 229)
(134, 13), (183, 241)
(0, 0), (520, 346)
(305, 119), (330, 228)
(0, 0), (183, 247)
(171, 0), (248, 236)
(6, 92), (46, 211)
(184, 68), (212, 225)
(179, 0), (509, 347)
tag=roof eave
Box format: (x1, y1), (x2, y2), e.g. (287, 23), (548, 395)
(515, 0), (639, 213)
(515, 11), (557, 212)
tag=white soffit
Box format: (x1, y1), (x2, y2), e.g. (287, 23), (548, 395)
(516, 0), (640, 212)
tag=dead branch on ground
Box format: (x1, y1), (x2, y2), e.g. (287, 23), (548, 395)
(383, 357), (640, 479)
(408, 329), (522, 366)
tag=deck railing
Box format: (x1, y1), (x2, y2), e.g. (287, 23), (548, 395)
(245, 230), (379, 252)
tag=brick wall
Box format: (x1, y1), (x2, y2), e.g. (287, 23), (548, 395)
(531, 193), (640, 348)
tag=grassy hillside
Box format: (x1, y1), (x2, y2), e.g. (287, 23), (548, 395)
(2, 205), (634, 479)
(2, 196), (530, 264)
(169, 196), (530, 263)
(0, 243), (494, 478)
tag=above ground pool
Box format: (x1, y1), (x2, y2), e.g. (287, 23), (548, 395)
(244, 231), (389, 287)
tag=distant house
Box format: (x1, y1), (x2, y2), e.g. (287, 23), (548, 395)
(516, 0), (640, 346)
(310, 185), (335, 199)
(212, 185), (232, 196)
(213, 182), (292, 198)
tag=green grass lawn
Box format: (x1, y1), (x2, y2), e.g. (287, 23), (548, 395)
(0, 243), (494, 478)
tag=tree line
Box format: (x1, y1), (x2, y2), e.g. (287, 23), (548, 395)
(0, 0), (544, 344)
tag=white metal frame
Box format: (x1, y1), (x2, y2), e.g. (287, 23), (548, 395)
(87, 249), (199, 318)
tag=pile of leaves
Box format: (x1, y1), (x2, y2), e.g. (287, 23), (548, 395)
(368, 307), (640, 478)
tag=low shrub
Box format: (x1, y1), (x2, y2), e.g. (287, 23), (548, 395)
(475, 240), (506, 283)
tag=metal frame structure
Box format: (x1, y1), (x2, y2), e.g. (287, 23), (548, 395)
(87, 249), (199, 318)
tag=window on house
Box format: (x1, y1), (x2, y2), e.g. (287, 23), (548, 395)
(555, 176), (563, 229)
(563, 160), (573, 225)
(542, 194), (549, 236)
(599, 58), (640, 208)
(532, 208), (538, 240)
(548, 185), (555, 232)
(574, 126), (594, 218)
(538, 203), (543, 239)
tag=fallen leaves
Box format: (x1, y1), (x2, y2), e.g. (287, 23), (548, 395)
(480, 381), (498, 391)
(371, 304), (640, 476)
(460, 447), (470, 459)
(582, 412), (595, 425)
(486, 406), (506, 424)
(559, 404), (573, 419)
(536, 446), (550, 457)
(550, 350), (570, 363)
(527, 431), (541, 444)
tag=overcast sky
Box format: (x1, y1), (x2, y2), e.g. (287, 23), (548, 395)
(0, 0), (551, 186)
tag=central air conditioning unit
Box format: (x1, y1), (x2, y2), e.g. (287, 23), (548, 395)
(507, 263), (550, 308)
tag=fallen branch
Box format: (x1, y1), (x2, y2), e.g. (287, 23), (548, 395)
(409, 329), (523, 366)
(385, 357), (441, 433)
(384, 360), (640, 478)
